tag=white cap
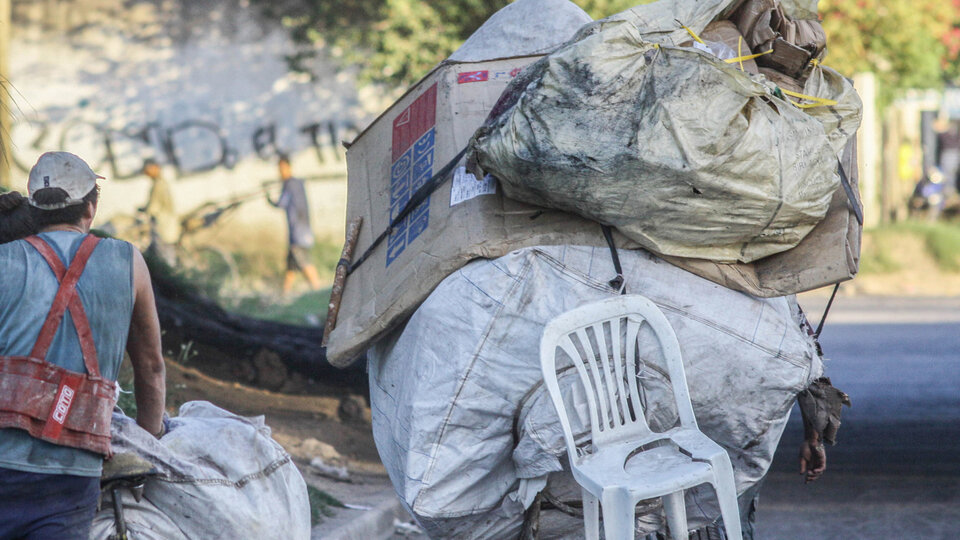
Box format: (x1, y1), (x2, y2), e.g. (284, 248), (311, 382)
(28, 152), (104, 210)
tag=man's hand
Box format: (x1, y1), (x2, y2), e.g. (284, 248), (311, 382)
(799, 435), (826, 483)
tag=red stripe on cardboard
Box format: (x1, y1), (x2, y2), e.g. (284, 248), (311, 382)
(392, 83), (438, 162)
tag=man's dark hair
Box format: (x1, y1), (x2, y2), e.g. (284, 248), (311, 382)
(0, 191), (37, 244)
(143, 157), (159, 169)
(29, 185), (100, 229)
(277, 152), (290, 166)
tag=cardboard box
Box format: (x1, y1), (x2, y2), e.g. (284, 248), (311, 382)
(327, 58), (862, 367)
(326, 56), (616, 366)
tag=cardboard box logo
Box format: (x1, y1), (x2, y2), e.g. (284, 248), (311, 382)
(458, 68), (523, 84)
(388, 83), (438, 266)
(457, 70), (489, 84)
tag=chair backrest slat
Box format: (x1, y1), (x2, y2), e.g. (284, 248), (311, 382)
(541, 295), (693, 455)
(624, 318), (645, 429)
(558, 337), (600, 447)
(608, 317), (633, 425)
(591, 321), (623, 427)
(575, 327), (611, 431)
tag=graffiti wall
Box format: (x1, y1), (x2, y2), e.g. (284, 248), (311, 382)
(10, 116), (359, 181)
(8, 0), (383, 238)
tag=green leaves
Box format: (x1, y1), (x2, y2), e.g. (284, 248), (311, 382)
(820, 0), (960, 99)
(252, 0), (646, 87)
(255, 0), (960, 100)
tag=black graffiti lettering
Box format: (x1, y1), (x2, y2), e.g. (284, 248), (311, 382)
(327, 122), (338, 159)
(162, 120), (237, 175)
(102, 122), (163, 179)
(252, 124), (279, 159)
(300, 120), (357, 163)
(10, 116), (351, 178)
(299, 122), (325, 162)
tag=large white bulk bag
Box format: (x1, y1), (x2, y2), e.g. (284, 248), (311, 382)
(369, 245), (822, 538)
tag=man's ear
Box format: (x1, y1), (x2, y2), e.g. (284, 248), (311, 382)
(83, 200), (97, 221)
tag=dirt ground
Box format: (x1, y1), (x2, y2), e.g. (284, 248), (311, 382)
(161, 359), (383, 473)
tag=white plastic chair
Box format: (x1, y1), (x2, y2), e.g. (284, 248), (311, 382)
(539, 295), (741, 540)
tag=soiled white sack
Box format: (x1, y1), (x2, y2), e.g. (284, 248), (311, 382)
(447, 0), (591, 62)
(369, 245), (821, 538)
(801, 63), (863, 154)
(780, 0), (820, 20)
(91, 491), (186, 540)
(90, 401), (310, 540)
(468, 0), (861, 264)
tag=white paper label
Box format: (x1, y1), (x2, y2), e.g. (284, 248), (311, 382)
(450, 166), (497, 206)
(692, 41), (712, 54)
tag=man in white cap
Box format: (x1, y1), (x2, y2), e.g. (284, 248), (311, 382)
(0, 152), (166, 539)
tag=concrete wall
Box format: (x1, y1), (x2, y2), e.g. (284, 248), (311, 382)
(8, 0), (386, 241)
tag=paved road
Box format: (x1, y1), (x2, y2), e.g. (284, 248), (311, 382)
(757, 295), (960, 539)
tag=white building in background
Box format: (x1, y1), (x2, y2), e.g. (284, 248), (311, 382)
(8, 0), (385, 240)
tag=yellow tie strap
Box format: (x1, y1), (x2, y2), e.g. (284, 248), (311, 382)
(737, 36), (744, 71)
(677, 20), (705, 44)
(682, 24), (771, 69)
(724, 48), (773, 66)
(780, 89), (838, 109)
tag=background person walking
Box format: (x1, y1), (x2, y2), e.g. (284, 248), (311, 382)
(140, 158), (180, 264)
(267, 153), (321, 293)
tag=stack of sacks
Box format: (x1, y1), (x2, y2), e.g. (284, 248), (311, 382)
(468, 0), (861, 264)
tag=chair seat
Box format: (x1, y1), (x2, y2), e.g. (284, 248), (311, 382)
(575, 439), (714, 500)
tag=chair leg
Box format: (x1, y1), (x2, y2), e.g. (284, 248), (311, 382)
(662, 490), (688, 540)
(714, 479), (742, 540)
(581, 488), (600, 540)
(710, 454), (742, 540)
(601, 487), (635, 540)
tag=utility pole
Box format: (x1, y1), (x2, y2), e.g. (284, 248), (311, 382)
(0, 0), (11, 189)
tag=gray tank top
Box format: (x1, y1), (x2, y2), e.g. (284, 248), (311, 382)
(0, 231), (135, 476)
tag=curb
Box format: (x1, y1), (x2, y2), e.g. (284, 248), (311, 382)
(314, 496), (409, 540)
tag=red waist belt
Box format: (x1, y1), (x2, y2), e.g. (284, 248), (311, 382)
(0, 234), (116, 456)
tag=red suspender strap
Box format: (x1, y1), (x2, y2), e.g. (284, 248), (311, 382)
(24, 234), (102, 377)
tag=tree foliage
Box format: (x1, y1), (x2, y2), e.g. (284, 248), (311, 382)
(819, 0), (959, 94)
(260, 0), (960, 96)
(944, 0), (960, 84)
(254, 0), (642, 87)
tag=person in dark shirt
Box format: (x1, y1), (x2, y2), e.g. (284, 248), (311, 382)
(267, 154), (321, 293)
(0, 191), (35, 244)
(935, 118), (960, 195)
